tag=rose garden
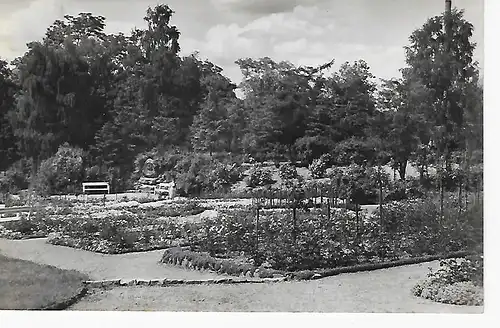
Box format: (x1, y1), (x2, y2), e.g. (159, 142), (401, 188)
(0, 2), (484, 312)
(0, 153), (484, 309)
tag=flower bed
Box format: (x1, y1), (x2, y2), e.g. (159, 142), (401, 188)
(161, 247), (283, 278)
(179, 197), (482, 272)
(412, 255), (483, 306)
(0, 201), (208, 254)
(1, 196), (482, 272)
(127, 200), (206, 218)
(46, 213), (201, 254)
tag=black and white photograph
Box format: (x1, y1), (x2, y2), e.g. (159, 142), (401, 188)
(0, 0), (489, 317)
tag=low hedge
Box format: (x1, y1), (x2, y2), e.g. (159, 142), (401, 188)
(161, 247), (285, 278)
(288, 251), (473, 280)
(161, 248), (472, 281)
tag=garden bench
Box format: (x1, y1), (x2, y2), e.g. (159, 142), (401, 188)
(0, 206), (35, 219)
(82, 182), (110, 194)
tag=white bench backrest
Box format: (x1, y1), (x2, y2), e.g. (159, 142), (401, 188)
(82, 182), (110, 194)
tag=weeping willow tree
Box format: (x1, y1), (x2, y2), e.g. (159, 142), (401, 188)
(8, 13), (113, 201)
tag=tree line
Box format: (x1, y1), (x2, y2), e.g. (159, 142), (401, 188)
(0, 4), (483, 194)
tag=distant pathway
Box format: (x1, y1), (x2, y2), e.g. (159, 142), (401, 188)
(0, 238), (221, 281)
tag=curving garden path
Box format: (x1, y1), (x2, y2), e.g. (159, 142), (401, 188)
(0, 238), (221, 281)
(0, 237), (483, 312)
(69, 262), (483, 313)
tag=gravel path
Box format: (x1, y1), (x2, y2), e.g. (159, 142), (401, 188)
(0, 238), (221, 281)
(70, 261), (483, 312)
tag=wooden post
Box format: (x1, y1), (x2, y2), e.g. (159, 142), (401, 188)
(255, 205), (260, 252)
(458, 173), (463, 216)
(378, 165), (384, 232)
(327, 198), (331, 221)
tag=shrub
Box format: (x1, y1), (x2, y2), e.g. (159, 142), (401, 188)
(207, 163), (243, 192)
(385, 177), (425, 202)
(412, 256), (483, 306)
(5, 194), (25, 207)
(426, 257), (483, 287)
(309, 158), (327, 179)
(331, 138), (376, 166)
(173, 153), (212, 196)
(0, 159), (31, 194)
(246, 165), (274, 188)
(330, 164), (388, 205)
(34, 144), (84, 196)
(278, 163), (298, 181)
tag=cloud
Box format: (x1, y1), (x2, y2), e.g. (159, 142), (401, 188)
(0, 0), (154, 61)
(180, 3), (406, 85)
(0, 0), (65, 59)
(210, 0), (330, 15)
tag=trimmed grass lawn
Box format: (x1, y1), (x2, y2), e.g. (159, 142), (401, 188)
(0, 254), (89, 310)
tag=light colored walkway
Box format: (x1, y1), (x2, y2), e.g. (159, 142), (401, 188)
(0, 238), (222, 281)
(70, 261), (483, 313)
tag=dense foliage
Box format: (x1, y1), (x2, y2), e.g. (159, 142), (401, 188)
(0, 5), (482, 197)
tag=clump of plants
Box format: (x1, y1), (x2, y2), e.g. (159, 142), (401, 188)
(278, 163), (298, 181)
(246, 164), (275, 187)
(207, 163), (243, 192)
(33, 144), (85, 196)
(412, 255), (483, 306)
(309, 154), (331, 179)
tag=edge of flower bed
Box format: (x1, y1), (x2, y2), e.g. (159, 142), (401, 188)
(82, 277), (285, 289)
(288, 251), (473, 280)
(161, 248), (286, 278)
(47, 235), (192, 254)
(161, 248), (472, 281)
(39, 287), (89, 310)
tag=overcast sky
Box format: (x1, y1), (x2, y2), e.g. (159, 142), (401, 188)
(0, 0), (484, 85)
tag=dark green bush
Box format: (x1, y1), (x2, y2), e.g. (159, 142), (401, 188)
(34, 144), (84, 196)
(0, 159), (31, 194)
(331, 138), (377, 166)
(206, 162), (243, 192)
(246, 165), (275, 188)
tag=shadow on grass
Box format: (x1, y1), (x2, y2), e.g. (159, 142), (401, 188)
(0, 254), (89, 310)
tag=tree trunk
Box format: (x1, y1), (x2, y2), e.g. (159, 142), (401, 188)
(458, 175), (462, 216)
(255, 206), (260, 252)
(440, 158), (444, 219)
(378, 165), (383, 231)
(292, 203), (297, 243)
(355, 204), (359, 237)
(327, 198), (331, 220)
